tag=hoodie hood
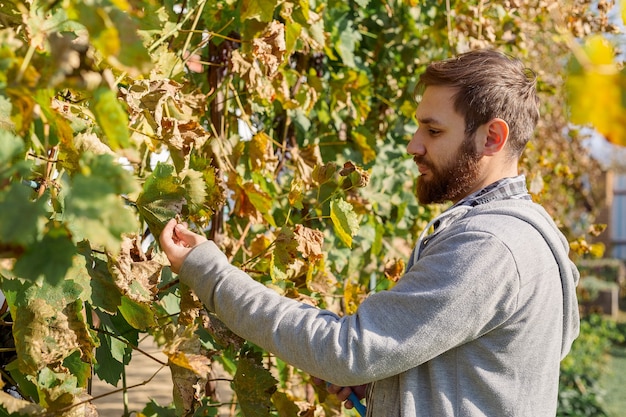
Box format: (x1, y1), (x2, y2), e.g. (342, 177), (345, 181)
(462, 199), (580, 358)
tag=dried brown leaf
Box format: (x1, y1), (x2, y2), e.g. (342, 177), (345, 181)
(251, 21), (286, 76)
(293, 224), (324, 261)
(108, 235), (162, 304)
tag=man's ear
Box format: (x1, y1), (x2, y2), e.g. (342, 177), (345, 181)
(482, 118), (509, 155)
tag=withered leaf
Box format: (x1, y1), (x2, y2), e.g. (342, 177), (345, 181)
(108, 235), (161, 304)
(384, 258), (406, 283)
(293, 224), (324, 260)
(249, 131), (278, 173)
(251, 20), (286, 76)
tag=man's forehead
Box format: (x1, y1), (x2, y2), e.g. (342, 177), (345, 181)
(415, 85), (463, 123)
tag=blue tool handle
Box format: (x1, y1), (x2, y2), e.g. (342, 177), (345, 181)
(347, 391), (367, 416)
(326, 382), (367, 416)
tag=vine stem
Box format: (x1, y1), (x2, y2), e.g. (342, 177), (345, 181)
(93, 328), (168, 366)
(47, 365), (168, 417)
(148, 1), (199, 53)
(15, 42), (36, 83)
(181, 0), (207, 64)
(228, 220), (252, 263)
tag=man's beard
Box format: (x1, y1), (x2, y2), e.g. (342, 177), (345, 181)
(414, 135), (482, 204)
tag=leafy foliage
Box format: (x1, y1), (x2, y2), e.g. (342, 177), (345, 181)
(558, 314), (626, 416)
(0, 0), (622, 416)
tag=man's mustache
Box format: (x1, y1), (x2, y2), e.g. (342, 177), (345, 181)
(413, 156), (433, 169)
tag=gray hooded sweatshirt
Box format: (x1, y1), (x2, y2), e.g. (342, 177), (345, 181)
(177, 196), (579, 416)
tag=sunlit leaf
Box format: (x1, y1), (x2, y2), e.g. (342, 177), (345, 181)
(566, 36), (626, 146)
(167, 352), (211, 376)
(70, 3), (151, 74)
(241, 181), (276, 226)
(352, 126), (376, 164)
(330, 198), (359, 248)
(35, 366), (82, 410)
(251, 21), (287, 75)
(118, 295), (156, 331)
(343, 278), (362, 315)
(136, 163), (186, 239)
(272, 391), (303, 416)
(181, 168), (207, 211)
(90, 87), (130, 150)
(249, 132), (276, 172)
(65, 174), (139, 252)
(270, 227), (299, 281)
(331, 15), (361, 68)
(240, 0), (278, 22)
(288, 178), (304, 209)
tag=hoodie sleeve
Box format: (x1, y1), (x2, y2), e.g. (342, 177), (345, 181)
(177, 231), (521, 387)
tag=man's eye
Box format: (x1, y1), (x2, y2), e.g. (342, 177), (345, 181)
(429, 129), (441, 136)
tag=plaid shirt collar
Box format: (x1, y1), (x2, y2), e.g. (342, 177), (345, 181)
(453, 175), (531, 209)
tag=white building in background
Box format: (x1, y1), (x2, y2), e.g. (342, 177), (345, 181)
(585, 134), (626, 260)
(608, 172), (626, 259)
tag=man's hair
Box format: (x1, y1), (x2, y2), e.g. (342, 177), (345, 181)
(417, 49), (540, 158)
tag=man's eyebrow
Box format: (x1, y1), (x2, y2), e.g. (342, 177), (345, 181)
(417, 117), (442, 125)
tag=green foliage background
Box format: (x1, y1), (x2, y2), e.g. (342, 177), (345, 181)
(0, 0), (621, 415)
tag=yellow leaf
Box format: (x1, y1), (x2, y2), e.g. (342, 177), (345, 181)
(343, 278), (362, 315)
(167, 352), (211, 376)
(567, 36), (626, 147)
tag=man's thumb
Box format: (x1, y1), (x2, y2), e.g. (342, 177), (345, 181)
(174, 223), (206, 246)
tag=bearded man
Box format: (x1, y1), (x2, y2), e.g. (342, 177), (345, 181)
(160, 49), (580, 416)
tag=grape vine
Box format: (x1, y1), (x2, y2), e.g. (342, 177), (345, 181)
(0, 0), (620, 416)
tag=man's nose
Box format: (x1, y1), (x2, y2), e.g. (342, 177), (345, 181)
(407, 130), (425, 155)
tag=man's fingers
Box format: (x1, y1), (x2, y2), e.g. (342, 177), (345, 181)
(159, 219), (177, 249)
(174, 223), (207, 246)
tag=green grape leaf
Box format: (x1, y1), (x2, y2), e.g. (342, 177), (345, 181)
(65, 174), (139, 253)
(0, 184), (47, 246)
(90, 87), (130, 151)
(232, 348), (277, 417)
(136, 163), (186, 239)
(330, 198), (359, 248)
(334, 17), (361, 68)
(78, 243), (122, 314)
(62, 351), (91, 389)
(94, 332), (128, 386)
(288, 178), (304, 210)
(240, 0), (278, 22)
(35, 366), (82, 410)
(13, 226), (75, 285)
(118, 295), (156, 331)
(181, 168), (207, 211)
